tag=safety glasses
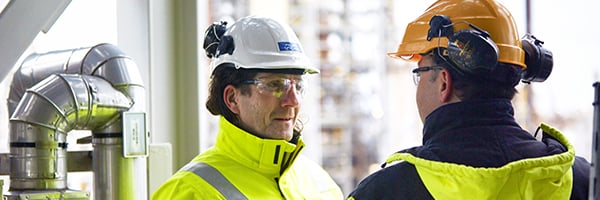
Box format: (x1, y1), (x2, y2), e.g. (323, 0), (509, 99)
(242, 77), (305, 98)
(412, 66), (444, 85)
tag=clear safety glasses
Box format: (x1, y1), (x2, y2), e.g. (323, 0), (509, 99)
(411, 66), (444, 85)
(242, 77), (305, 98)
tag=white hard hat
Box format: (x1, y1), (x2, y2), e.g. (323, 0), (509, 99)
(206, 16), (319, 74)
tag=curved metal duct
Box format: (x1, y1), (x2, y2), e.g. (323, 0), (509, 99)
(7, 43), (147, 199)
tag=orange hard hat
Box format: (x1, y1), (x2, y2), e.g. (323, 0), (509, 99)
(389, 0), (526, 68)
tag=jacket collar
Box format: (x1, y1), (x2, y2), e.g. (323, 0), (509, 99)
(214, 117), (305, 176)
(422, 99), (518, 142)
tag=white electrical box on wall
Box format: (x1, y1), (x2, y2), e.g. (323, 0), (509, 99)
(123, 111), (148, 157)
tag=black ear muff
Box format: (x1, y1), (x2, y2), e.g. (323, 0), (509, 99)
(216, 35), (235, 57)
(447, 27), (499, 72)
(427, 15), (499, 74)
(521, 34), (553, 83)
(203, 21), (228, 58)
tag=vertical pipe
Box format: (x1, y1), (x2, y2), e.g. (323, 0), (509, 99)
(91, 86), (147, 200)
(525, 0), (531, 33)
(591, 82), (600, 199)
(92, 137), (137, 200)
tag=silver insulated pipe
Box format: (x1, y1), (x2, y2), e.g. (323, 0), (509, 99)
(7, 43), (147, 199)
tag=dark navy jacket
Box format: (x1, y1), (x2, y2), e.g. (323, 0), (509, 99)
(348, 99), (590, 200)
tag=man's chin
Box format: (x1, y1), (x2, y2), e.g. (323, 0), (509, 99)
(266, 129), (294, 141)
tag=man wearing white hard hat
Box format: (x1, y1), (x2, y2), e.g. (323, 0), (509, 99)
(152, 16), (343, 199)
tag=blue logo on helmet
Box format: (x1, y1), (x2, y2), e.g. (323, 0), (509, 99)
(278, 42), (302, 52)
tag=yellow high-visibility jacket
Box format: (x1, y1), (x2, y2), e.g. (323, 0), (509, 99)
(381, 123), (575, 199)
(152, 117), (343, 199)
(348, 100), (589, 199)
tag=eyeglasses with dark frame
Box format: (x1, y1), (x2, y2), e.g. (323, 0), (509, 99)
(241, 77), (305, 98)
(411, 66), (445, 85)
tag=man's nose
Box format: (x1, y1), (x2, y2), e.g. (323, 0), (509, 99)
(280, 86), (300, 106)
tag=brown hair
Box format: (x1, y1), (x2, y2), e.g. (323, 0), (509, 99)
(430, 48), (521, 100)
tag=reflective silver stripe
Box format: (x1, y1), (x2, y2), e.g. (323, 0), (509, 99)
(181, 162), (248, 200)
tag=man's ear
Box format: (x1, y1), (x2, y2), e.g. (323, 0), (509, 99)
(224, 85), (240, 114)
(439, 69), (453, 102)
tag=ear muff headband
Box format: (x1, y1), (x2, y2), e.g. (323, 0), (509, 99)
(427, 15), (554, 83)
(427, 15), (499, 74)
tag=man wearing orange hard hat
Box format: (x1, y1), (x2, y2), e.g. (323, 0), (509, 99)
(348, 0), (590, 199)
